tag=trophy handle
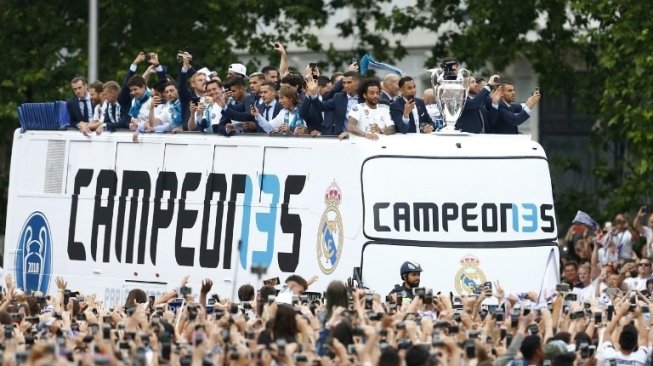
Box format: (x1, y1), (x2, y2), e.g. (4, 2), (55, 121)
(429, 68), (445, 88)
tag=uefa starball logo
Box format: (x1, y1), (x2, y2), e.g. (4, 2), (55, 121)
(15, 212), (53, 294)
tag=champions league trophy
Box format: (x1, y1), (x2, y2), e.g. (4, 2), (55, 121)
(430, 65), (471, 132)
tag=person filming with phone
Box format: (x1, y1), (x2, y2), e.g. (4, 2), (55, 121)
(390, 76), (435, 133)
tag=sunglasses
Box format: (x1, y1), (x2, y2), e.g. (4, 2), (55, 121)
(639, 263), (651, 267)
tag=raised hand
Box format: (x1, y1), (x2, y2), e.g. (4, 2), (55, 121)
(200, 279), (213, 295)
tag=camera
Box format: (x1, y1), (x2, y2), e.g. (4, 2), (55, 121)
(276, 338), (287, 357)
(594, 312), (602, 324)
(494, 309), (505, 323)
(365, 293), (373, 309)
(103, 324), (111, 339)
(510, 310), (519, 327)
(424, 290), (433, 305)
(176, 51), (185, 64)
(161, 332), (171, 360)
(465, 339), (476, 358)
(309, 62), (319, 81)
(564, 293), (577, 302)
(441, 60), (458, 81)
(190, 97), (201, 106)
(556, 283), (570, 292)
(452, 312), (462, 323)
(368, 311), (383, 321)
(144, 53), (151, 62)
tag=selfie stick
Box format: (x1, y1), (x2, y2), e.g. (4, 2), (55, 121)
(536, 248), (558, 304)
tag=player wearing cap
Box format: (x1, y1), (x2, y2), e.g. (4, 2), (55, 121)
(228, 63), (247, 79)
(388, 261), (422, 301)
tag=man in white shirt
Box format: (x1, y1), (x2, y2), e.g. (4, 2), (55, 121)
(422, 88), (443, 125)
(572, 265), (595, 302)
(380, 74), (400, 102)
(189, 79), (225, 132)
(144, 82), (182, 133)
(126, 75), (152, 130)
(598, 321), (650, 366)
(634, 206), (653, 256)
(602, 213), (638, 260)
(347, 78), (395, 140)
(624, 258), (652, 291)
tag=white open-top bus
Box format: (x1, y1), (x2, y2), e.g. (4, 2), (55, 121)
(4, 130), (559, 307)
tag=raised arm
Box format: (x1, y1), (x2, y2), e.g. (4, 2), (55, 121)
(274, 42), (289, 78)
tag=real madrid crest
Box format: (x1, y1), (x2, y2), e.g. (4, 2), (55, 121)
(454, 255), (487, 296)
(316, 181), (344, 275)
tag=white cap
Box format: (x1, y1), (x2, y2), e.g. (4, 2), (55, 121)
(196, 67), (212, 78)
(228, 63), (247, 78)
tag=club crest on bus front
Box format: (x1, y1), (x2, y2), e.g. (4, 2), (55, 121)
(317, 181), (344, 275)
(454, 255), (486, 296)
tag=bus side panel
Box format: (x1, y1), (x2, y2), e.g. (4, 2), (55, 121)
(4, 133), (369, 307)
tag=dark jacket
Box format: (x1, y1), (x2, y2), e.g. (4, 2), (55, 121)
(456, 87), (491, 133)
(491, 101), (531, 134)
(390, 97), (434, 133)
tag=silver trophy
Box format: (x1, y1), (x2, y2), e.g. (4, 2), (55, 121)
(429, 67), (471, 132)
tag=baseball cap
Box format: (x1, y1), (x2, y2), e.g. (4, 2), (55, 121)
(196, 67), (213, 79)
(543, 340), (572, 360)
(228, 63), (247, 78)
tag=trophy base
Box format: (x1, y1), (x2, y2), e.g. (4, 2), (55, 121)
(436, 123), (460, 134)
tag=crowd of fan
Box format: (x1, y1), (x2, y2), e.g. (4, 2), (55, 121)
(2, 231), (653, 366)
(67, 43), (541, 141)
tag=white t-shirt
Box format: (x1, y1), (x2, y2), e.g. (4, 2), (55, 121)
(597, 341), (650, 366)
(347, 103), (393, 132)
(425, 104), (441, 120)
(610, 230), (634, 260)
(130, 97), (152, 122)
(599, 245), (620, 265)
(92, 101), (107, 122)
(572, 281), (597, 303)
(641, 227), (653, 255)
(624, 276), (651, 291)
(256, 108), (306, 134)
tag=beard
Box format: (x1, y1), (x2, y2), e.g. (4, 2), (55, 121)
(408, 279), (420, 288)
